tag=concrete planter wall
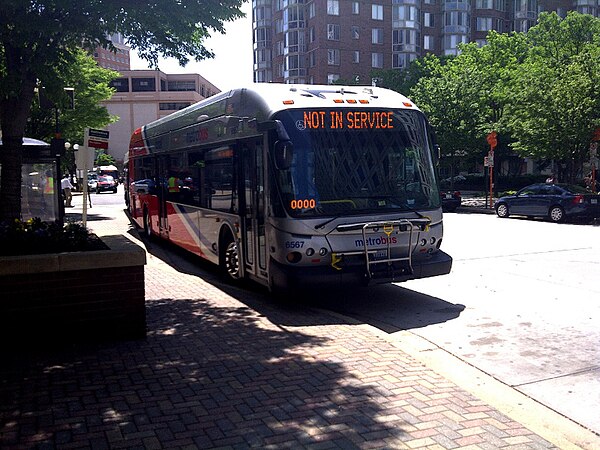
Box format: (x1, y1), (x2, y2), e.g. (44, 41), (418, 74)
(0, 235), (147, 344)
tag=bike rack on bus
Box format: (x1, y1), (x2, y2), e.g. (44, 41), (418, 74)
(335, 218), (430, 281)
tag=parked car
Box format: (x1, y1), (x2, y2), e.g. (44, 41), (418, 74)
(87, 173), (98, 191)
(494, 183), (600, 223)
(441, 190), (462, 212)
(96, 175), (118, 194)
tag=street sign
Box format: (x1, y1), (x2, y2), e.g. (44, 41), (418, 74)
(87, 139), (109, 149)
(89, 128), (109, 139)
(86, 128), (109, 149)
(484, 156), (494, 167)
(486, 131), (498, 149)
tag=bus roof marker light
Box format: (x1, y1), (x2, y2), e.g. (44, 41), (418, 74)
(283, 100), (294, 105)
(346, 99), (357, 104)
(333, 99), (344, 104)
(359, 100), (369, 104)
(403, 102), (413, 107)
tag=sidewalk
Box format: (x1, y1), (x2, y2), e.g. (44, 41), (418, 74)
(1, 198), (597, 449)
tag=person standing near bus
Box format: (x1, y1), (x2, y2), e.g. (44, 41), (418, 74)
(61, 174), (74, 207)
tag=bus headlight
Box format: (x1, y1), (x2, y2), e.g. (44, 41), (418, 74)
(306, 248), (315, 256)
(319, 247), (328, 256)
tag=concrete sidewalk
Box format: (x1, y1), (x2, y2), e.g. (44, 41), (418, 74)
(1, 200), (598, 449)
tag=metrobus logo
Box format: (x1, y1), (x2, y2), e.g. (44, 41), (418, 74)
(355, 236), (398, 247)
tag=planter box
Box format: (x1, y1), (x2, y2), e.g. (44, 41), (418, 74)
(0, 235), (147, 345)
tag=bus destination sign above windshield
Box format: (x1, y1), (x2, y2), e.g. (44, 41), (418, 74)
(303, 111), (394, 130)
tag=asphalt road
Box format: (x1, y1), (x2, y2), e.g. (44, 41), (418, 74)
(316, 212), (600, 436)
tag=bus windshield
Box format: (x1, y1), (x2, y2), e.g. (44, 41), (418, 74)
(273, 108), (441, 217)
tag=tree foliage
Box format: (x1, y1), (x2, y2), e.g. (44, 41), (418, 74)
(379, 12), (600, 184)
(506, 12), (600, 181)
(26, 48), (118, 145)
(0, 0), (244, 221)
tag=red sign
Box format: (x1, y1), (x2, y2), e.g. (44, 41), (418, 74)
(486, 131), (498, 149)
(88, 139), (108, 149)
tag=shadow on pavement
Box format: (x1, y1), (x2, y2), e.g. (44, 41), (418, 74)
(0, 297), (409, 448)
(132, 226), (465, 333)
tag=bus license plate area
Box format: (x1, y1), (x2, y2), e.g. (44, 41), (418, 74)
(370, 249), (388, 261)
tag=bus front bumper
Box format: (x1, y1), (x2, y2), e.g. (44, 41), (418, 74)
(269, 250), (452, 291)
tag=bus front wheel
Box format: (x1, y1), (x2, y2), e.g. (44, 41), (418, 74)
(221, 235), (241, 282)
(143, 209), (152, 238)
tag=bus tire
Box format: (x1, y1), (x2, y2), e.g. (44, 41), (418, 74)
(143, 208), (153, 239)
(220, 232), (241, 282)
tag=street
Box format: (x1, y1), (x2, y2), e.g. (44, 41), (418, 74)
(71, 189), (600, 440)
(315, 213), (600, 436)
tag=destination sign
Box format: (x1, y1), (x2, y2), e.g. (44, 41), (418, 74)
(303, 111), (394, 130)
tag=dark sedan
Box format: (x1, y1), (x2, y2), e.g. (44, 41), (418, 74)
(441, 190), (462, 212)
(494, 183), (600, 222)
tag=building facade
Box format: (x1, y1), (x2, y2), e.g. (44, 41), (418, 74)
(101, 70), (220, 166)
(253, 0), (599, 85)
(93, 33), (131, 72)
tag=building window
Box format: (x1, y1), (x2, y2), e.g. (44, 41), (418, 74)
(328, 73), (340, 84)
(110, 78), (129, 92)
(476, 17), (493, 31)
(159, 102), (191, 111)
(423, 12), (434, 27)
(372, 4), (384, 20)
(328, 49), (340, 65)
(371, 52), (383, 68)
(372, 28), (384, 44)
(352, 1), (360, 14)
(327, 24), (340, 40)
(167, 80), (196, 91)
(309, 2), (316, 18)
(424, 35), (434, 50)
(327, 0), (339, 15)
(308, 51), (316, 67)
(352, 51), (360, 63)
(476, 0), (494, 8)
(131, 77), (156, 92)
(352, 26), (360, 39)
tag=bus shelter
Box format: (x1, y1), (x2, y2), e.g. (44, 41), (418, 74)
(0, 137), (62, 223)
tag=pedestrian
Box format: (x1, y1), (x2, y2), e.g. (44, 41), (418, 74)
(61, 174), (74, 207)
(545, 173), (557, 184)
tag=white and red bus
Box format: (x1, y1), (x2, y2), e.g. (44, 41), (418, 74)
(125, 84), (452, 291)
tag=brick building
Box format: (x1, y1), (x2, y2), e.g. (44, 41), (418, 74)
(252, 0), (599, 85)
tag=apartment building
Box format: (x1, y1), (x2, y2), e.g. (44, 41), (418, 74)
(253, 0), (599, 85)
(101, 70), (220, 165)
(93, 33), (131, 72)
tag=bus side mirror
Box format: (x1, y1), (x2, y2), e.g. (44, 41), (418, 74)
(274, 140), (294, 170)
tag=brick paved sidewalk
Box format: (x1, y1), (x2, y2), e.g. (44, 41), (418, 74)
(0, 200), (594, 449)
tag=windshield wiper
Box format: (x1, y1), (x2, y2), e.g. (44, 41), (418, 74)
(315, 214), (345, 230)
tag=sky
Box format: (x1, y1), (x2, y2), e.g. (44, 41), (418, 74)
(129, 2), (254, 92)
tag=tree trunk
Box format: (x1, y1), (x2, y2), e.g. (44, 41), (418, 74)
(0, 45), (38, 222)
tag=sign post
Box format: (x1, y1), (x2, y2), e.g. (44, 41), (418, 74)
(80, 128), (109, 226)
(486, 132), (498, 209)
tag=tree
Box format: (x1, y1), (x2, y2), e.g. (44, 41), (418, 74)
(25, 48), (118, 175)
(0, 0), (244, 221)
(506, 12), (600, 182)
(96, 153), (116, 167)
(409, 54), (487, 184)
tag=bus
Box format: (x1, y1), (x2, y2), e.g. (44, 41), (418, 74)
(125, 84), (452, 292)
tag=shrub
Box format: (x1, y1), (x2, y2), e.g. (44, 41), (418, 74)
(0, 218), (108, 256)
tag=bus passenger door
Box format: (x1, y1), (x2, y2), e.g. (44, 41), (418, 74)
(241, 139), (267, 281)
(157, 156), (169, 238)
